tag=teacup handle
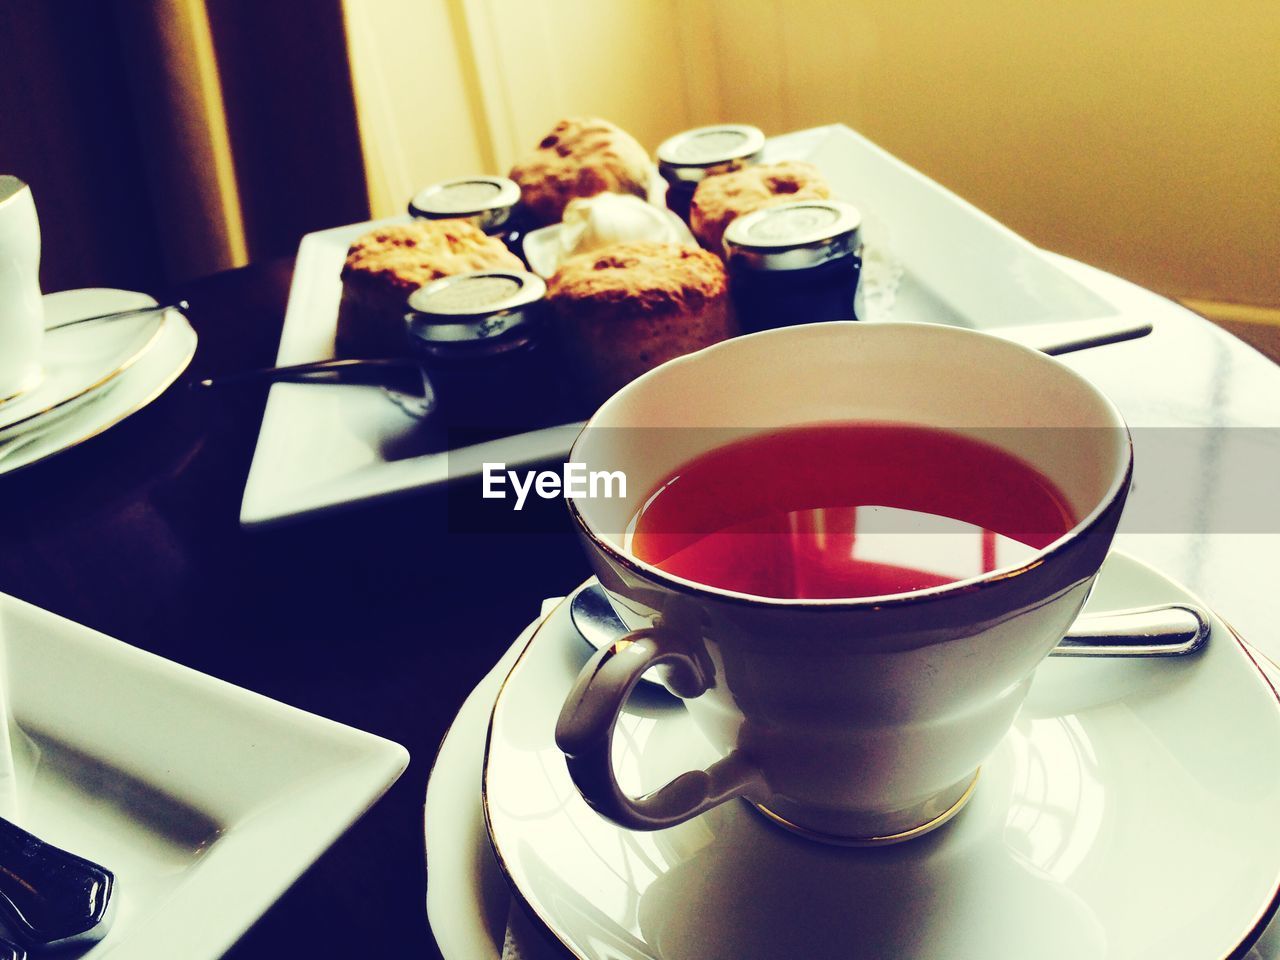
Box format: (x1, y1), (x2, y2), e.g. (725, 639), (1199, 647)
(555, 628), (764, 831)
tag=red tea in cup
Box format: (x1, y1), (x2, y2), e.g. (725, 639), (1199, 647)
(629, 422), (1075, 599)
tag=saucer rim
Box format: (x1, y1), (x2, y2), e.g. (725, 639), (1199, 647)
(481, 594), (574, 959)
(0, 365), (43, 406)
(483, 561), (1280, 960)
(0, 290), (166, 434)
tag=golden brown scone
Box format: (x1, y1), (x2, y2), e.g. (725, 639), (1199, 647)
(509, 118), (652, 227)
(548, 241), (736, 406)
(690, 161), (831, 254)
(336, 220), (522, 356)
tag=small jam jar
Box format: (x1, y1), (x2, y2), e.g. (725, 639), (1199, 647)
(655, 124), (765, 223)
(723, 200), (863, 333)
(408, 176), (525, 258)
(404, 270), (555, 430)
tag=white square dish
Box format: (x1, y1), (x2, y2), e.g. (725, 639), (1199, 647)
(241, 124), (1119, 528)
(0, 593), (409, 959)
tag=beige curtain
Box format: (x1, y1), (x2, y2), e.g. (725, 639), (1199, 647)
(113, 0), (248, 281)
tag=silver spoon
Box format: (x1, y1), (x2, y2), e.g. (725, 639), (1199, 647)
(0, 814), (115, 950)
(45, 300), (187, 331)
(570, 583), (1209, 668)
(195, 358), (433, 418)
(195, 357), (422, 391)
(992, 315), (1152, 355)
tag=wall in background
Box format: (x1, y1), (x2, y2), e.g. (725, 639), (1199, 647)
(347, 0), (1279, 319)
(690, 0), (1280, 316)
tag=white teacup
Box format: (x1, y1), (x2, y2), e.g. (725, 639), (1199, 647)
(556, 322), (1131, 844)
(0, 176), (43, 402)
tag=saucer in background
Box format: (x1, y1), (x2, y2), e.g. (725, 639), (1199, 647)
(0, 289), (196, 476)
(0, 290), (165, 436)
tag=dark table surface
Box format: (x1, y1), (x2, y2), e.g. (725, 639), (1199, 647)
(0, 259), (590, 957)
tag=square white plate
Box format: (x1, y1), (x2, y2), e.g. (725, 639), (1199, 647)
(241, 124), (1119, 528)
(0, 593), (409, 958)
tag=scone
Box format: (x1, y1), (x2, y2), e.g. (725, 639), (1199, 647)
(337, 219), (522, 356)
(689, 161), (831, 254)
(547, 241), (735, 407)
(509, 118), (652, 227)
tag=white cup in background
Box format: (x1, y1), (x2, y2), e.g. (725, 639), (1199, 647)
(0, 176), (44, 402)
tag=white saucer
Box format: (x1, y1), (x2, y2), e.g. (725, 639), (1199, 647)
(421, 590), (1280, 960)
(0, 289), (165, 433)
(472, 552), (1280, 960)
(0, 289), (196, 476)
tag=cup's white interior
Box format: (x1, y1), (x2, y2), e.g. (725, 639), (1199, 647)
(572, 322), (1128, 557)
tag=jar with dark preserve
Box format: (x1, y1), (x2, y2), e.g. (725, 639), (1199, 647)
(404, 270), (556, 431)
(722, 200), (863, 333)
(655, 124), (765, 224)
(407, 176), (527, 261)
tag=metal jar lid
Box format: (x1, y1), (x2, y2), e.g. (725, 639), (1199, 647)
(723, 200), (862, 271)
(656, 124), (766, 186)
(405, 270), (546, 346)
(407, 176), (521, 233)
